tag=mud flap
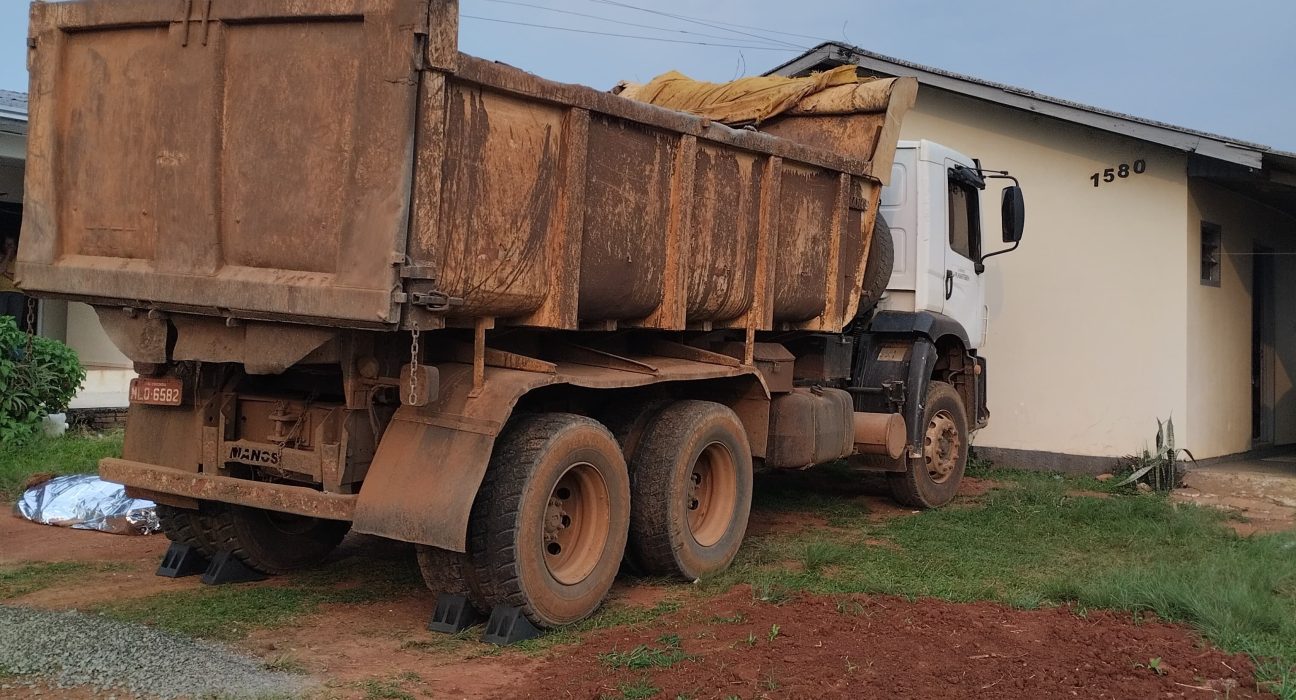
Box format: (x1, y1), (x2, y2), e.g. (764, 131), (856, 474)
(351, 364), (549, 551)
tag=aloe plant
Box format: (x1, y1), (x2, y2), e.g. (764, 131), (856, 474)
(1116, 417), (1195, 492)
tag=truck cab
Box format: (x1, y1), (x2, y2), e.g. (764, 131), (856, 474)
(847, 139), (1024, 481)
(880, 139), (996, 349)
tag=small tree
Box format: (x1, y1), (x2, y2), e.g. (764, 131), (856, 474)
(0, 315), (85, 444)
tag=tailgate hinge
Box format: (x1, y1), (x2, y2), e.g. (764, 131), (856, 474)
(392, 290), (463, 313)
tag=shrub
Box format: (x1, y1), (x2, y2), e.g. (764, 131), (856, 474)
(0, 315), (85, 444)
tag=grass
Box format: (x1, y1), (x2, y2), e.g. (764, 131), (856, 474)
(0, 429), (123, 501)
(514, 599), (682, 653)
(600, 679), (660, 700)
(97, 586), (321, 640)
(0, 561), (125, 599)
(711, 465), (1296, 698)
(359, 679), (415, 700)
(599, 634), (691, 670)
(96, 552), (424, 640)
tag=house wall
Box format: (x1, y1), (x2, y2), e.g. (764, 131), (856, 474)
(62, 302), (133, 409)
(896, 88), (1191, 462)
(65, 302), (130, 368)
(1186, 180), (1296, 457)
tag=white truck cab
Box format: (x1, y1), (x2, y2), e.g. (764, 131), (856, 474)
(878, 140), (1022, 351)
(848, 139), (1024, 453)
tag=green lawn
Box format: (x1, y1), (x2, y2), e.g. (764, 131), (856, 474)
(0, 430), (123, 501)
(708, 463), (1296, 698)
(97, 549), (427, 641)
(0, 562), (126, 599)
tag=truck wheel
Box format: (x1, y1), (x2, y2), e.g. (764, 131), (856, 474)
(467, 414), (630, 628)
(856, 214), (894, 317)
(627, 401), (753, 581)
(156, 504), (218, 556)
(206, 505), (351, 575)
(415, 545), (488, 610)
(888, 381), (967, 508)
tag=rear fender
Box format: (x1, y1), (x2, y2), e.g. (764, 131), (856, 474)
(352, 359), (764, 551)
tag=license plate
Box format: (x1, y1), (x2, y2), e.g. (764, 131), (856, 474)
(129, 377), (183, 406)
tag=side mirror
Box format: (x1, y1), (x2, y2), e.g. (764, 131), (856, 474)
(1001, 186), (1025, 243)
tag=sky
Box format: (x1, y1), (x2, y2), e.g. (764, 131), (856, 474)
(1, 0), (1293, 152)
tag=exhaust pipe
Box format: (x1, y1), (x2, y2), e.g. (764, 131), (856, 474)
(853, 412), (906, 459)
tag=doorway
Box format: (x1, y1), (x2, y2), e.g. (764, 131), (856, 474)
(1252, 244), (1275, 445)
(0, 201), (34, 333)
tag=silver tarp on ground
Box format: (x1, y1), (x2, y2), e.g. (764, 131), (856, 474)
(13, 474), (159, 535)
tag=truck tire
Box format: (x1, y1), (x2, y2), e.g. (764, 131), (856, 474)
(156, 504), (218, 556)
(888, 381), (967, 508)
(467, 414), (630, 628)
(204, 504), (351, 575)
(857, 214), (894, 317)
(600, 398), (671, 460)
(627, 401), (753, 581)
(415, 545), (488, 610)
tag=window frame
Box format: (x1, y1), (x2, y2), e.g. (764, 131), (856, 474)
(1200, 221), (1222, 287)
(946, 175), (982, 264)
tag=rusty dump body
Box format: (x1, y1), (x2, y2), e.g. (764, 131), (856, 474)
(19, 0), (917, 552)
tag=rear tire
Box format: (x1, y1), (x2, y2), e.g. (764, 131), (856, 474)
(204, 505), (350, 575)
(627, 401), (753, 581)
(415, 545), (488, 610)
(888, 381), (967, 508)
(467, 414), (630, 628)
(156, 504), (217, 557)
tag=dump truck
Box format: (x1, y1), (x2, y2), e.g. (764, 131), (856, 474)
(18, 0), (1024, 628)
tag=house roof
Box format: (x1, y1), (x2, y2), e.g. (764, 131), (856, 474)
(0, 89), (26, 124)
(769, 42), (1296, 175)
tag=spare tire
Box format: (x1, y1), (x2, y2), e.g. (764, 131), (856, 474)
(857, 214), (894, 317)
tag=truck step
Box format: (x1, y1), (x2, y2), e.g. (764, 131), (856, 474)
(155, 542), (210, 578)
(200, 551), (268, 585)
(480, 605), (541, 646)
(427, 593), (483, 634)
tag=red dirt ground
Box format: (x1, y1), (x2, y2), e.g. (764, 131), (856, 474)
(518, 587), (1267, 700)
(2, 472), (1280, 699)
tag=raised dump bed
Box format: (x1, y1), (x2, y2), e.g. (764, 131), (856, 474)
(19, 0), (914, 335)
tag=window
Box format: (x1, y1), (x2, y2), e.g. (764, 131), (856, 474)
(1201, 222), (1222, 287)
(947, 180), (980, 261)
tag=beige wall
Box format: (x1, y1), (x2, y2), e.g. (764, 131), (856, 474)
(1187, 180), (1296, 457)
(64, 301), (131, 368)
(898, 88), (1191, 458)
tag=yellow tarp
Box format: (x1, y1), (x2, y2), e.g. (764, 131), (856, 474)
(615, 65), (892, 125)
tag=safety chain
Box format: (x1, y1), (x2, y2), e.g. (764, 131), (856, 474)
(23, 297), (36, 357)
(407, 328), (421, 405)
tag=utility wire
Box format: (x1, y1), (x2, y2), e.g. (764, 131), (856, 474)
(588, 0), (806, 50)
(460, 15), (804, 51)
(674, 16), (833, 44)
(468, 0), (792, 48)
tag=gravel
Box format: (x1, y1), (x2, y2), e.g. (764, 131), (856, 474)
(0, 604), (309, 699)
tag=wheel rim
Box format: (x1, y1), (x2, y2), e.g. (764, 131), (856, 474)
(543, 461), (611, 585)
(686, 442), (738, 548)
(924, 410), (961, 484)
